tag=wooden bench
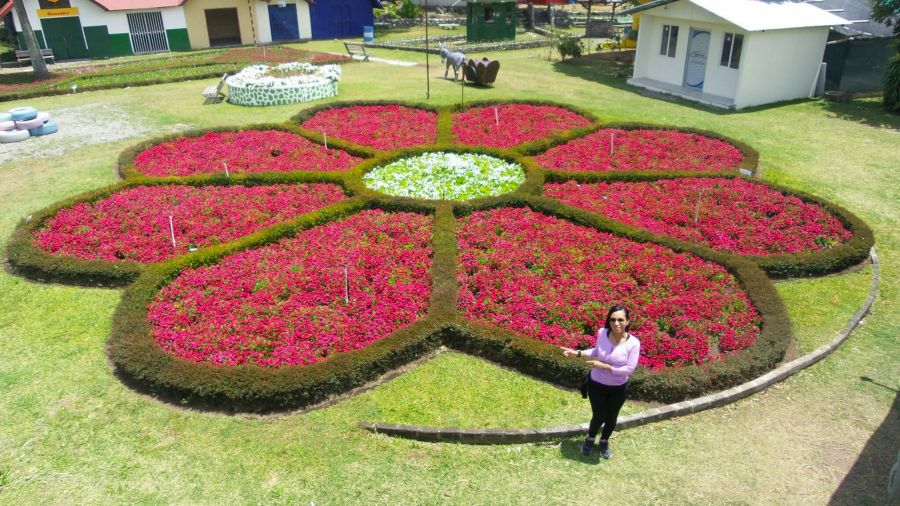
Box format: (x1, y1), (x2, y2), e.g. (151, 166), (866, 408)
(438, 23), (460, 30)
(343, 41), (370, 62)
(15, 49), (55, 66)
(202, 73), (228, 104)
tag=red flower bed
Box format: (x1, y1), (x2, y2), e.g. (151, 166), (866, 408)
(534, 129), (744, 172)
(452, 104), (591, 148)
(300, 105), (438, 150)
(34, 184), (346, 263)
(148, 210), (433, 367)
(544, 178), (853, 255)
(457, 207), (760, 369)
(134, 130), (361, 177)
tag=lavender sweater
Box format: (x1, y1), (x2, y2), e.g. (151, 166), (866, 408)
(583, 328), (641, 386)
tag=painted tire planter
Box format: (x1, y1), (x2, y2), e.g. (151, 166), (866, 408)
(0, 113), (12, 122)
(15, 115), (46, 130)
(29, 120), (58, 137)
(0, 120), (14, 131)
(0, 129), (30, 143)
(226, 63), (341, 107)
(9, 106), (38, 121)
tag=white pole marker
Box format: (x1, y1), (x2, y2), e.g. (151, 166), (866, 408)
(610, 131), (615, 156)
(168, 215), (177, 248)
(323, 131), (328, 150)
(494, 107), (499, 126)
(223, 161), (229, 177)
(343, 265), (349, 303)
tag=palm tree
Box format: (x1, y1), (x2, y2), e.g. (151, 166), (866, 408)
(11, 0), (50, 80)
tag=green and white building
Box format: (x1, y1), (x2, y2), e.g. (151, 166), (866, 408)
(10, 0), (190, 59)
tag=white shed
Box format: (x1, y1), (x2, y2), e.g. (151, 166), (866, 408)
(624, 0), (850, 109)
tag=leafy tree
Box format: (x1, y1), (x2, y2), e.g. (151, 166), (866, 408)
(870, 0), (900, 36)
(884, 53), (900, 112)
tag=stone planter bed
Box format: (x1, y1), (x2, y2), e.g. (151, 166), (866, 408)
(226, 63), (341, 107)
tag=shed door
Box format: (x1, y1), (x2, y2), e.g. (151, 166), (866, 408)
(683, 29), (710, 90)
(269, 4), (299, 41)
(41, 16), (89, 60)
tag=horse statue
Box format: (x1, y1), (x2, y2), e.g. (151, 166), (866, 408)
(439, 44), (467, 81)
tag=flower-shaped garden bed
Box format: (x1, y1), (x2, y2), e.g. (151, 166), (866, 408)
(6, 99), (874, 411)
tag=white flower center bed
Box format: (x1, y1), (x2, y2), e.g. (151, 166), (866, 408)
(226, 63), (341, 107)
(363, 152), (525, 200)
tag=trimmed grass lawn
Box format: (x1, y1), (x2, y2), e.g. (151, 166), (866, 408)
(0, 41), (896, 504)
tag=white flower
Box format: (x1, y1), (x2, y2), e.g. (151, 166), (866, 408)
(364, 152), (525, 201)
(227, 63), (342, 89)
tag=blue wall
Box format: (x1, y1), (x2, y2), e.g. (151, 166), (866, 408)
(309, 0), (376, 39)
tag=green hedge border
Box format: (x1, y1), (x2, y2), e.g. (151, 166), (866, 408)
(3, 99), (874, 410)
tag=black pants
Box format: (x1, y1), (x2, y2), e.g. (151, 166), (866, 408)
(587, 380), (628, 441)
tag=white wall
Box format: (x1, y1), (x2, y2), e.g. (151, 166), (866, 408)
(632, 14), (688, 87)
(733, 27), (830, 108)
(633, 13), (744, 100)
(256, 0), (312, 43)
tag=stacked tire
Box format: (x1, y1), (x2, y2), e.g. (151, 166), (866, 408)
(0, 107), (59, 143)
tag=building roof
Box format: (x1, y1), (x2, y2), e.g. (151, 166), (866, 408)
(623, 0), (850, 31)
(89, 0), (185, 11)
(804, 0), (895, 38)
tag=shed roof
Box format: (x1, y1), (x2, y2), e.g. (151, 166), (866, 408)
(623, 0), (850, 31)
(804, 0), (895, 38)
(89, 0), (185, 11)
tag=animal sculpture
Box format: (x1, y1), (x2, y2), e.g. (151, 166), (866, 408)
(439, 45), (467, 81)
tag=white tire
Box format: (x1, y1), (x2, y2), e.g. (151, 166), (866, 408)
(0, 120), (15, 131)
(0, 129), (30, 143)
(15, 116), (45, 130)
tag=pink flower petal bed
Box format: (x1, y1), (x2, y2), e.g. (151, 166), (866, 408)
(148, 210), (433, 367)
(134, 130), (361, 177)
(534, 128), (744, 172)
(300, 105), (438, 151)
(457, 207), (761, 370)
(34, 184), (347, 263)
(544, 178), (852, 255)
(452, 103), (591, 149)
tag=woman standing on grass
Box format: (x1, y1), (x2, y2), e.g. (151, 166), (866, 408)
(561, 304), (640, 459)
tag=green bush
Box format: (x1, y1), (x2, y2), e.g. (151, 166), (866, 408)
(556, 37), (584, 60)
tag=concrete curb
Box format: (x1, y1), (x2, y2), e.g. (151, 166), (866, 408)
(358, 248), (879, 444)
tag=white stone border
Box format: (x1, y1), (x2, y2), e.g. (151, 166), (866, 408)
(359, 248), (880, 443)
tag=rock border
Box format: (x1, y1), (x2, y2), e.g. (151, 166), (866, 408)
(357, 248), (880, 443)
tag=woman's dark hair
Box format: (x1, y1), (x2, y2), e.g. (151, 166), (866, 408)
(603, 304), (631, 332)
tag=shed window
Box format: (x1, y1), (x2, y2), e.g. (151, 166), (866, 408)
(484, 6), (494, 23)
(659, 24), (678, 57)
(720, 32), (743, 69)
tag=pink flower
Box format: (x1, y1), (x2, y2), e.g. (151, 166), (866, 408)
(534, 129), (744, 172)
(456, 207), (761, 369)
(134, 130), (360, 177)
(301, 105), (438, 150)
(544, 178), (852, 255)
(148, 210), (433, 367)
(452, 104), (591, 148)
(35, 184), (347, 262)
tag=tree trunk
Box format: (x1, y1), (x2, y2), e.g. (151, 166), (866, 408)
(11, 0), (50, 80)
